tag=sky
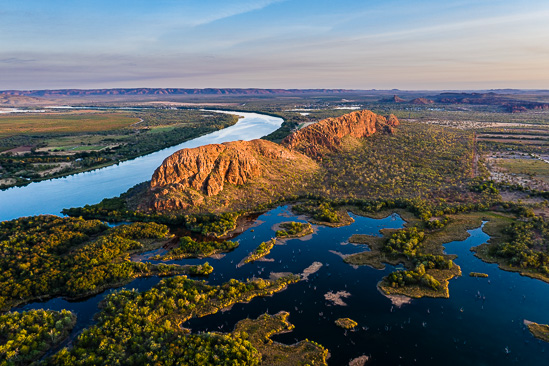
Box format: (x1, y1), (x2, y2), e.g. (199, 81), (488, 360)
(1, 0), (548, 90)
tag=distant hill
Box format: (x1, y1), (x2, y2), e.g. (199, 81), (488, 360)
(410, 97), (434, 105)
(0, 88), (356, 97)
(432, 92), (549, 112)
(377, 91), (549, 112)
(380, 95), (407, 103)
(0, 94), (50, 106)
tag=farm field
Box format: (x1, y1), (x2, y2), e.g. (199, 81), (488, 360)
(0, 112), (138, 138)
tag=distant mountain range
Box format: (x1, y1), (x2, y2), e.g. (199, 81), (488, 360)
(0, 88), (356, 97)
(381, 92), (549, 112)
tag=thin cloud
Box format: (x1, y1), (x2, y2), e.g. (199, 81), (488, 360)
(187, 0), (287, 27)
(353, 10), (549, 41)
(0, 58), (35, 64)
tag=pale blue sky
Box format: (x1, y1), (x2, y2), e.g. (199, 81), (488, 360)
(1, 0), (548, 90)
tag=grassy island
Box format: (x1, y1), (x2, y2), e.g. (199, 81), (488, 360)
(234, 311), (328, 365)
(345, 226), (460, 298)
(525, 321), (549, 343)
(155, 236), (239, 260)
(47, 274), (301, 365)
(470, 272), (489, 278)
(240, 239), (276, 266)
(275, 221), (313, 239)
(293, 201), (354, 227)
(335, 318), (358, 330)
(0, 309), (76, 365)
(344, 211), (523, 298)
(0, 216), (210, 311)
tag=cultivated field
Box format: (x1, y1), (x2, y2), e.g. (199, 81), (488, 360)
(0, 112), (139, 138)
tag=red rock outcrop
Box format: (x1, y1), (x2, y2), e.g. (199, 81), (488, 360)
(410, 97), (434, 105)
(282, 110), (399, 159)
(147, 139), (314, 211)
(143, 109), (398, 211)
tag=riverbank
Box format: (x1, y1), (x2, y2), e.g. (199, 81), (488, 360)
(0, 110), (284, 221)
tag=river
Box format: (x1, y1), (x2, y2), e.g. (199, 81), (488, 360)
(0, 110), (283, 221)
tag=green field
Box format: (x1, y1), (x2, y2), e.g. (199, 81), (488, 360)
(497, 158), (549, 184)
(0, 113), (139, 138)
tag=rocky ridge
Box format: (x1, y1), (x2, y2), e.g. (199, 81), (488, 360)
(282, 109), (399, 159)
(145, 109), (399, 211)
(146, 139), (315, 211)
(2, 88), (352, 97)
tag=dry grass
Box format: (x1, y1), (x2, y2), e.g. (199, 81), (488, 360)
(0, 113), (138, 138)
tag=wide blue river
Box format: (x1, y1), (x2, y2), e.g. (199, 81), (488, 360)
(0, 111), (283, 221)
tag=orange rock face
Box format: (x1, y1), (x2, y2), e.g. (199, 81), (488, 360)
(282, 110), (399, 159)
(144, 109), (398, 211)
(148, 139), (306, 211)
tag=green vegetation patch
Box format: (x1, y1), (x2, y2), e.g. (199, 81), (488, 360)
(525, 321), (549, 343)
(346, 225), (460, 298)
(317, 122), (475, 203)
(156, 236), (239, 260)
(346, 210), (518, 298)
(470, 272), (489, 278)
(63, 194), (241, 237)
(0, 309), (76, 366)
(241, 239), (276, 266)
(292, 201), (354, 227)
(275, 221), (313, 238)
(473, 216), (549, 283)
(184, 212), (241, 237)
(47, 274), (300, 365)
(234, 311), (328, 366)
(0, 216), (205, 311)
(334, 318), (358, 330)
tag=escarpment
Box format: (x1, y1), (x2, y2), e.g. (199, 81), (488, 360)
(282, 109), (399, 159)
(143, 109), (398, 212)
(145, 139), (317, 211)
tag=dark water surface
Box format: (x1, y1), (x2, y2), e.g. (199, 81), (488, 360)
(18, 206), (549, 365)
